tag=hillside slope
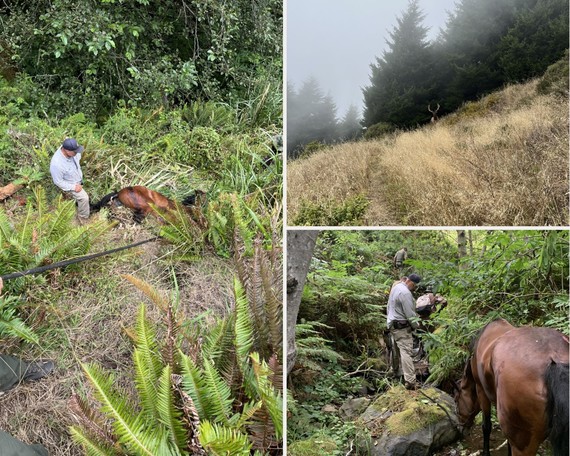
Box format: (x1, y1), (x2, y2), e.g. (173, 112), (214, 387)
(287, 74), (568, 226)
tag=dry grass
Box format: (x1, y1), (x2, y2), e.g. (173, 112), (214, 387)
(0, 223), (234, 454)
(287, 141), (393, 225)
(287, 79), (569, 226)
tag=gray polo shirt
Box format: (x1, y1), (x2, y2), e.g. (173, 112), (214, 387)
(387, 282), (419, 329)
(50, 147), (83, 192)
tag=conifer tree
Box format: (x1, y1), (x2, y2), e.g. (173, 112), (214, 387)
(498, 0), (569, 81)
(362, 0), (436, 128)
(339, 104), (362, 141)
(287, 77), (338, 159)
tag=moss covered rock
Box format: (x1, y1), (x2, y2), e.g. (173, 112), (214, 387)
(357, 385), (461, 456)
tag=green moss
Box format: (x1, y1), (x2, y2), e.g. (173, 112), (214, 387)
(385, 402), (443, 435)
(364, 386), (453, 437)
(288, 434), (338, 456)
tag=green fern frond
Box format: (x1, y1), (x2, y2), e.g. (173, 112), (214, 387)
(202, 317), (235, 364)
(235, 400), (263, 429)
(249, 352), (283, 439)
(179, 351), (211, 420)
(0, 209), (14, 243)
(202, 358), (233, 426)
(234, 278), (254, 367)
(156, 365), (187, 452)
(133, 350), (160, 421)
(133, 304), (163, 419)
(0, 296), (39, 344)
(82, 363), (168, 456)
(198, 421), (252, 456)
(158, 203), (204, 261)
(69, 426), (118, 456)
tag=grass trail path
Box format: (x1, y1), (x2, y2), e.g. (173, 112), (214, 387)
(364, 158), (400, 226)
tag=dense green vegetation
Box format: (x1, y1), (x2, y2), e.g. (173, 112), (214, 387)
(0, 1), (282, 453)
(288, 230), (569, 455)
(287, 0), (568, 158)
(1, 0), (281, 120)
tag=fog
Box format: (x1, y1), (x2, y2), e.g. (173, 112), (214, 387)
(286, 0), (458, 117)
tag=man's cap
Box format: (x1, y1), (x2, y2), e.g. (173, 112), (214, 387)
(62, 138), (84, 154)
(408, 273), (422, 284)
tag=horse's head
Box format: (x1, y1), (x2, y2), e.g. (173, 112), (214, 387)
(453, 358), (481, 431)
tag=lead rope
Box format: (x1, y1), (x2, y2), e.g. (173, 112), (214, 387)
(1, 236), (160, 281)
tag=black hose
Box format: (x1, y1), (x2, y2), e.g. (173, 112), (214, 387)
(1, 236), (160, 281)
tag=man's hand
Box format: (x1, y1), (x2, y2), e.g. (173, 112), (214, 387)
(74, 183), (83, 192)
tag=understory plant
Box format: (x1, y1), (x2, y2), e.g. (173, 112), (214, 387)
(0, 186), (111, 288)
(70, 231), (283, 455)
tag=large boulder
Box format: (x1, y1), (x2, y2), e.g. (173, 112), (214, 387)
(357, 385), (461, 456)
(339, 396), (371, 420)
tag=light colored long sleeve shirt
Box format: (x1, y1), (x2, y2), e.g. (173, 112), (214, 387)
(50, 147), (83, 192)
(387, 282), (419, 329)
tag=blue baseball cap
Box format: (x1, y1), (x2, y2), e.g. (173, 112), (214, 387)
(62, 138), (84, 154)
(408, 274), (422, 284)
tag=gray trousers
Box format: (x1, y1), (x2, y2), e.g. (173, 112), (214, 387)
(66, 189), (90, 219)
(392, 327), (415, 384)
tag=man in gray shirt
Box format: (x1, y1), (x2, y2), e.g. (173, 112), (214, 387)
(50, 138), (89, 222)
(393, 247), (407, 269)
(387, 273), (421, 389)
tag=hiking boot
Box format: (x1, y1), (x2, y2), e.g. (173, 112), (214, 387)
(22, 360), (55, 382)
(405, 381), (418, 390)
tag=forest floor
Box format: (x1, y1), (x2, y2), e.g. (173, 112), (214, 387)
(0, 215), (235, 455)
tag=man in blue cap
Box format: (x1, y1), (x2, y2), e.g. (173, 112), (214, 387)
(387, 273), (422, 390)
(49, 138), (89, 223)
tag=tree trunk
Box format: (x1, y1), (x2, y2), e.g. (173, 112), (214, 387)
(286, 230), (319, 375)
(457, 230), (468, 270)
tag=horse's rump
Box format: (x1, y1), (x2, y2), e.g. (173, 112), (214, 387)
(470, 321), (569, 454)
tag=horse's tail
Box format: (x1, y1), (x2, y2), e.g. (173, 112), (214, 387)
(545, 361), (569, 456)
(90, 191), (119, 212)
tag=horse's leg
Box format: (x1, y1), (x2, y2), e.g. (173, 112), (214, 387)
(133, 209), (145, 224)
(482, 409), (492, 456)
(507, 441), (512, 456)
(477, 386), (493, 456)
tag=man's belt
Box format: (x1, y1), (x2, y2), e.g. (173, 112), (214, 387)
(392, 320), (410, 330)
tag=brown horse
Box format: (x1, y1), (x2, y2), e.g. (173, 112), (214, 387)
(454, 318), (569, 456)
(91, 186), (204, 223)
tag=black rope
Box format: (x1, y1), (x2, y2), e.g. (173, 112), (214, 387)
(1, 236), (160, 281)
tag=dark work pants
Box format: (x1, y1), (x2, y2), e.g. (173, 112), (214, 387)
(0, 354), (30, 392)
(0, 431), (48, 456)
(0, 355), (49, 455)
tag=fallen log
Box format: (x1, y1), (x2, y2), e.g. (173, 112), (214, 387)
(0, 182), (24, 201)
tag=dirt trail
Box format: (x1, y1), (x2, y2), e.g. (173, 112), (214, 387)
(363, 159), (401, 226)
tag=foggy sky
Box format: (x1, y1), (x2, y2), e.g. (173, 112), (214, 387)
(286, 0), (458, 117)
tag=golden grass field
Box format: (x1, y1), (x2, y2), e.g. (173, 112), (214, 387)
(287, 79), (568, 226)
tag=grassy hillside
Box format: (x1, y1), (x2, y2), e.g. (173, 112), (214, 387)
(0, 85), (283, 452)
(287, 73), (568, 226)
